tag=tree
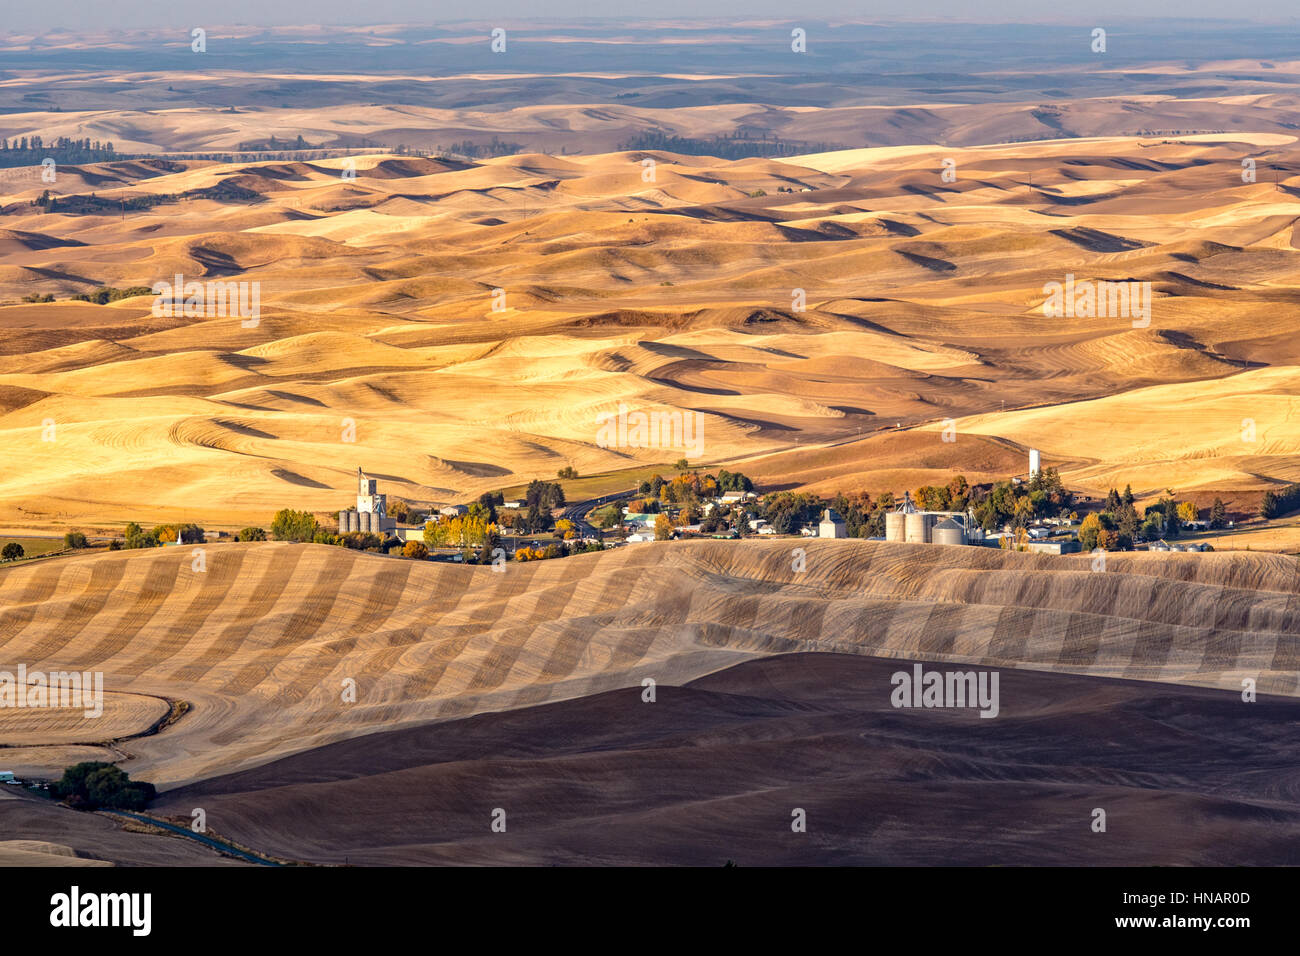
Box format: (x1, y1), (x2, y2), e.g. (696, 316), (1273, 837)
(654, 514), (672, 540)
(591, 504), (622, 529)
(1078, 513), (1104, 551)
(1260, 491), (1279, 519)
(423, 514), (497, 549)
(1012, 496), (1035, 529)
(674, 458), (690, 473)
(1122, 484), (1135, 507)
(63, 531), (88, 549)
(555, 518), (577, 540)
(557, 466), (578, 480)
(1177, 501), (1199, 524)
(1, 542), (24, 561)
(271, 509), (321, 542)
(123, 521), (157, 549)
(402, 540), (429, 559)
(1209, 498), (1227, 529)
(236, 527), (267, 541)
(52, 761), (155, 811)
(1115, 502), (1141, 540)
(1161, 498), (1182, 538)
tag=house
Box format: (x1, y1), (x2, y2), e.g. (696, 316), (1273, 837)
(1025, 540), (1081, 554)
(440, 504), (469, 518)
(719, 491), (756, 505)
(1027, 526), (1052, 539)
(626, 532), (655, 543)
(757, 525), (778, 535)
(501, 499), (525, 510)
(818, 508), (847, 539)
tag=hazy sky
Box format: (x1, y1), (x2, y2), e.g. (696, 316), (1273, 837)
(8, 0), (1300, 31)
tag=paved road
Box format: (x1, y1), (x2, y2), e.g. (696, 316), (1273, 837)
(559, 489), (635, 539)
(106, 811), (282, 866)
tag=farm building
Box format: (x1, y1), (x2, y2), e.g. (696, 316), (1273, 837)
(338, 468), (396, 534)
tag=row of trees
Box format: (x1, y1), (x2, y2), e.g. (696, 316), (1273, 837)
(0, 137), (119, 169)
(423, 514), (499, 549)
(1078, 488), (1229, 550)
(1260, 484), (1300, 519)
(120, 522), (205, 549)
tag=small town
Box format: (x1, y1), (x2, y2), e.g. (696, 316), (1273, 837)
(5, 449), (1270, 570)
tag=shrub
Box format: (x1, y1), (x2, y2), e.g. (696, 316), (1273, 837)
(236, 527), (267, 542)
(63, 530), (88, 549)
(337, 531), (383, 551)
(402, 540), (429, 559)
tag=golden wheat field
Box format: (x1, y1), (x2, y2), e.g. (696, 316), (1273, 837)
(2, 134), (1300, 532)
(0, 539), (1294, 792)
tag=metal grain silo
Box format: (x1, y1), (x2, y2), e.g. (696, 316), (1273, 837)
(905, 512), (934, 543)
(885, 512), (907, 542)
(932, 517), (965, 546)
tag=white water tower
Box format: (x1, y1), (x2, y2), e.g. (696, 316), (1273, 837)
(1029, 448), (1041, 477)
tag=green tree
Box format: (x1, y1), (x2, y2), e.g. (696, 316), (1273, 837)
(1209, 498), (1227, 529)
(123, 521), (157, 549)
(591, 504), (622, 529)
(52, 761), (156, 810)
(236, 527), (267, 541)
(63, 530), (88, 549)
(271, 509), (321, 542)
(1, 542), (24, 561)
(1260, 491), (1278, 519)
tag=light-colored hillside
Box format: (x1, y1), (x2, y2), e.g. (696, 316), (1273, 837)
(0, 540), (1294, 790)
(1, 137), (1299, 529)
